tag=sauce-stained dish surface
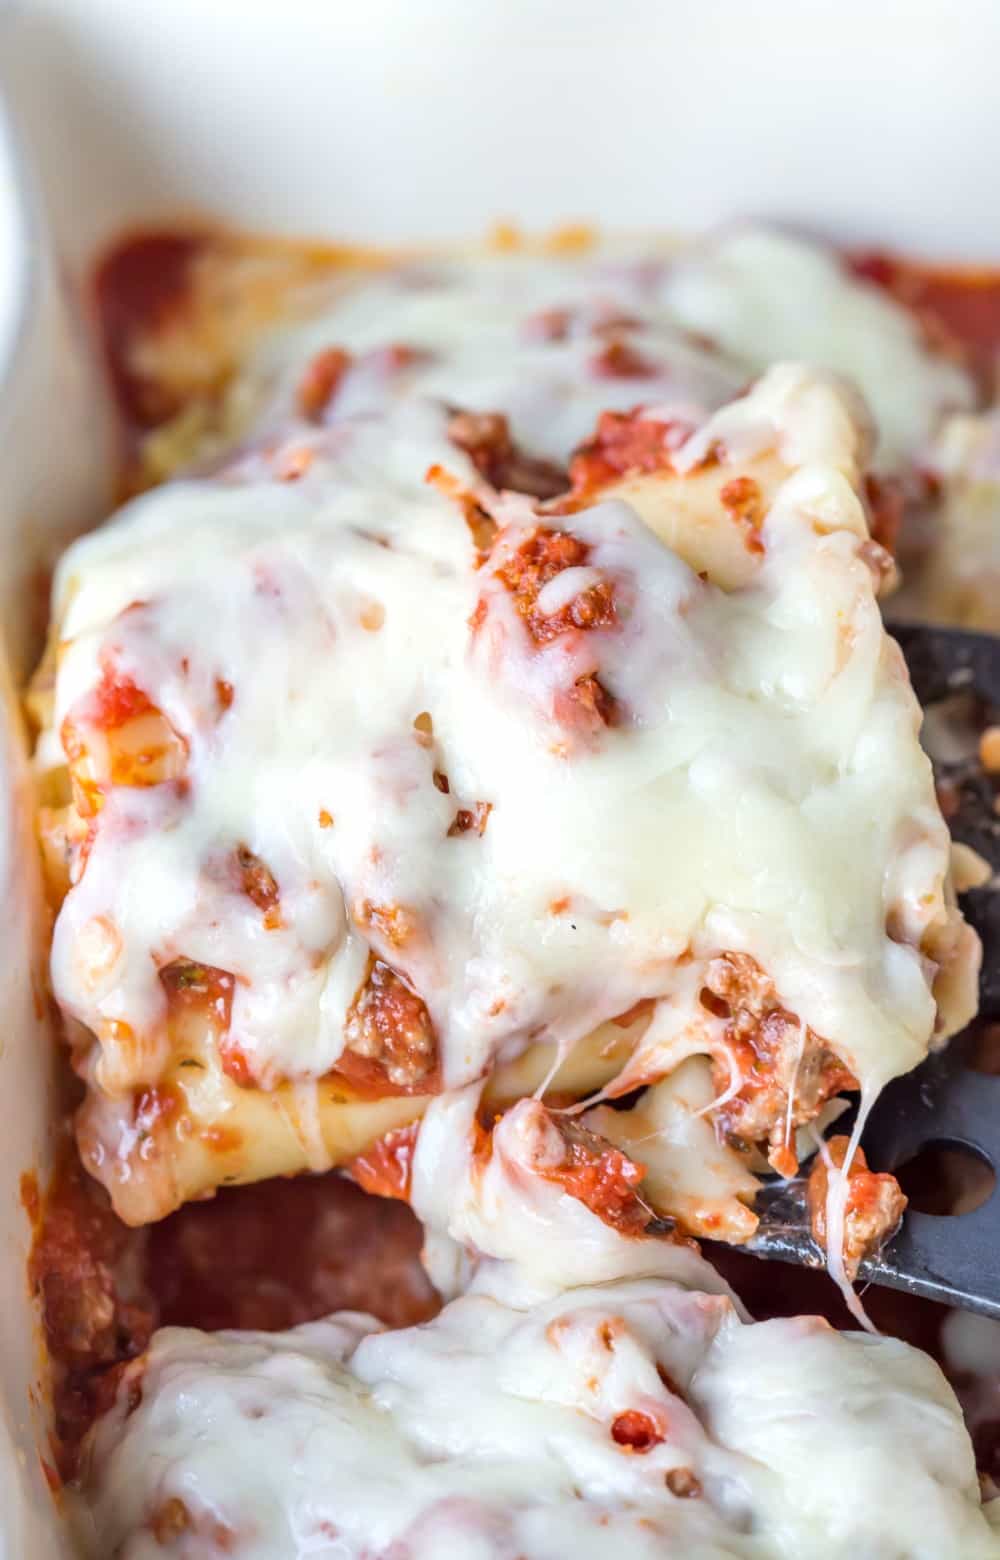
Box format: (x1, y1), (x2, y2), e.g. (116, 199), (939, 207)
(25, 224), (1000, 1556)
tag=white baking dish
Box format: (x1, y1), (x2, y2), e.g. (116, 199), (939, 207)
(2, 1), (1000, 1551)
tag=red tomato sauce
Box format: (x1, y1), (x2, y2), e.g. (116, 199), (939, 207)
(610, 1409), (664, 1452)
(29, 1150), (437, 1482)
(93, 230), (209, 434)
(494, 527), (617, 646)
(346, 1123), (419, 1202)
(848, 249), (1000, 384)
(566, 409), (687, 498)
(536, 1134), (651, 1237)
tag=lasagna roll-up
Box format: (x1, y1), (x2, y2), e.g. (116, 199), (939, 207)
(30, 364), (977, 1227)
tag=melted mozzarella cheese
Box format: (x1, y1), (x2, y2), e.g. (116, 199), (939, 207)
(44, 367), (976, 1193)
(584, 1059), (761, 1242)
(77, 1098), (999, 1560)
(239, 241), (748, 466)
(80, 1303), (999, 1560)
(660, 227), (974, 472)
(892, 408), (1000, 630)
(216, 228), (972, 482)
(409, 1090), (736, 1302)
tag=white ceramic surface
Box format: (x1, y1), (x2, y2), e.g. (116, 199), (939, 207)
(2, 1), (1000, 1551)
(0, 80), (113, 1560)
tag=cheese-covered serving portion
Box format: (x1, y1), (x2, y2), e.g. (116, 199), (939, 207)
(77, 1095), (1000, 1559)
(31, 355), (977, 1227)
(660, 228), (974, 474)
(125, 226), (973, 485)
(892, 408), (1000, 631)
(102, 225), (996, 639)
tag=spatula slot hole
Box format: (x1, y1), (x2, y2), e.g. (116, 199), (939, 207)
(895, 1140), (995, 1216)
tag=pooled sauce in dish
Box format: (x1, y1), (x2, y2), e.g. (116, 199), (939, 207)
(30, 1151), (436, 1481)
(94, 233), (210, 432)
(24, 223), (1000, 1554)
